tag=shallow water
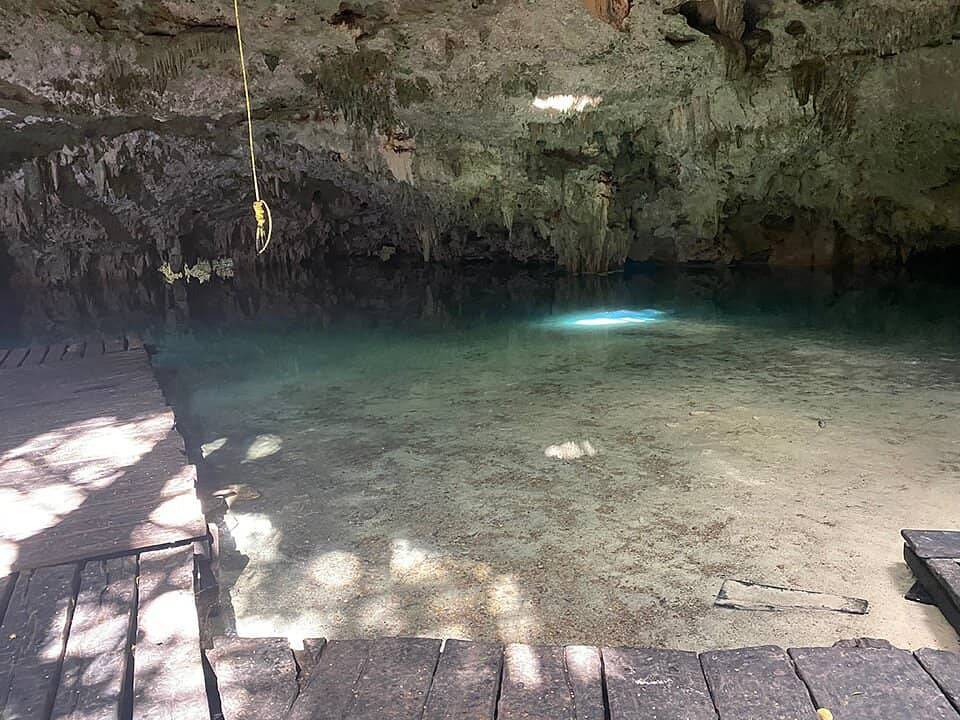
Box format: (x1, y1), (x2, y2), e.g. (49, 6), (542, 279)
(6, 264), (960, 649)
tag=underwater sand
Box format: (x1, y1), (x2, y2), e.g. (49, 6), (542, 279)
(156, 271), (960, 651)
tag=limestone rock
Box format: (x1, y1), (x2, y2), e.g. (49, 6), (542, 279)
(0, 0), (959, 282)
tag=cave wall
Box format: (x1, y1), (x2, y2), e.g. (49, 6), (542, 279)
(1, 0), (959, 284)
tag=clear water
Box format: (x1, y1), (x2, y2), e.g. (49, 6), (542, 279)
(5, 264), (960, 650)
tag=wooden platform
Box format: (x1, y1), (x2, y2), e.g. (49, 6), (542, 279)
(904, 529), (960, 638)
(0, 545), (209, 720)
(0, 334), (206, 573)
(206, 636), (960, 720)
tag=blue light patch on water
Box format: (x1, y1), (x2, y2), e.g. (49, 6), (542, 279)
(545, 309), (666, 329)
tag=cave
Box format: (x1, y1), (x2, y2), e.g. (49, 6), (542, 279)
(1, 0), (960, 710)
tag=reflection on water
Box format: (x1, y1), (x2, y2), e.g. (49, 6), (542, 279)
(3, 261), (960, 349)
(3, 261), (960, 650)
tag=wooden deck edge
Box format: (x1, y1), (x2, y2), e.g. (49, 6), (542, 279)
(905, 544), (960, 637)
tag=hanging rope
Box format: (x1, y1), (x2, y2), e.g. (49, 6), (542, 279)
(233, 0), (272, 254)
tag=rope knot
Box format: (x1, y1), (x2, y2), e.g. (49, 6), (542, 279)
(252, 199), (272, 254)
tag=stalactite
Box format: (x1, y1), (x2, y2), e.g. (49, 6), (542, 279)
(715, 0), (745, 41)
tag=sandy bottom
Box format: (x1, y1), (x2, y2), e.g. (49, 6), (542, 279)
(161, 302), (960, 652)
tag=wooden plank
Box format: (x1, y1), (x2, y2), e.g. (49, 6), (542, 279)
(290, 639), (369, 720)
(903, 530), (960, 559)
(422, 639), (502, 720)
(2, 348), (30, 368)
(61, 341), (85, 362)
(206, 637), (298, 720)
(715, 579), (868, 614)
(905, 546), (960, 635)
(0, 351), (152, 408)
(102, 336), (126, 354)
(0, 350), (203, 571)
(132, 546), (207, 720)
(292, 637), (326, 684)
(21, 345), (49, 366)
(917, 648), (960, 713)
(4, 445), (204, 572)
(0, 349), (9, 369)
(0, 575), (14, 626)
(789, 646), (960, 720)
(351, 637), (441, 719)
(49, 343), (70, 362)
(564, 646), (604, 720)
(603, 647), (717, 720)
(0, 564), (79, 720)
(929, 559), (960, 609)
(498, 644), (576, 720)
(83, 338), (105, 357)
(51, 556), (137, 720)
(291, 638), (440, 720)
(700, 645), (816, 719)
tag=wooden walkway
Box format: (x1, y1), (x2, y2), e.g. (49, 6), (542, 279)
(206, 636), (960, 720)
(0, 334), (206, 572)
(0, 334), (211, 719)
(3, 335), (960, 719)
(0, 546), (209, 720)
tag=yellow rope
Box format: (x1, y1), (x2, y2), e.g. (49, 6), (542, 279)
(233, 0), (272, 254)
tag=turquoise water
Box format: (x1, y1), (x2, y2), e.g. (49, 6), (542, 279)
(4, 264), (960, 648)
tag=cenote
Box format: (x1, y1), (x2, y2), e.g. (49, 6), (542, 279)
(4, 263), (959, 651)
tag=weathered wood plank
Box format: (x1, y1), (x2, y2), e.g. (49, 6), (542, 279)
(83, 338), (105, 357)
(715, 579), (867, 614)
(0, 351), (152, 409)
(498, 644), (575, 720)
(700, 645), (815, 719)
(905, 547), (960, 636)
(61, 341), (85, 362)
(917, 648), (960, 713)
(207, 637), (298, 720)
(929, 559), (960, 609)
(290, 639), (369, 720)
(351, 637), (441, 720)
(903, 530), (960, 559)
(21, 345), (49, 366)
(3, 349), (23, 368)
(102, 336), (126, 354)
(0, 564), (79, 720)
(51, 557), (137, 720)
(789, 646), (960, 720)
(422, 639), (502, 720)
(2, 348), (29, 368)
(0, 350), (203, 571)
(132, 547), (207, 720)
(603, 647), (717, 720)
(565, 646), (604, 720)
(0, 575), (14, 626)
(291, 638), (440, 720)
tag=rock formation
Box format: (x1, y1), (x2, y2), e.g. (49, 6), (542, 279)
(1, 0), (959, 284)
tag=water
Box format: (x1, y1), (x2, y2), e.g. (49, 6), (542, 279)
(4, 263), (960, 650)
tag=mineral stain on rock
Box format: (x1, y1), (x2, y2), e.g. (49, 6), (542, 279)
(581, 0), (632, 30)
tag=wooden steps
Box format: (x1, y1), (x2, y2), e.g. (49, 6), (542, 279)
(205, 637), (960, 720)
